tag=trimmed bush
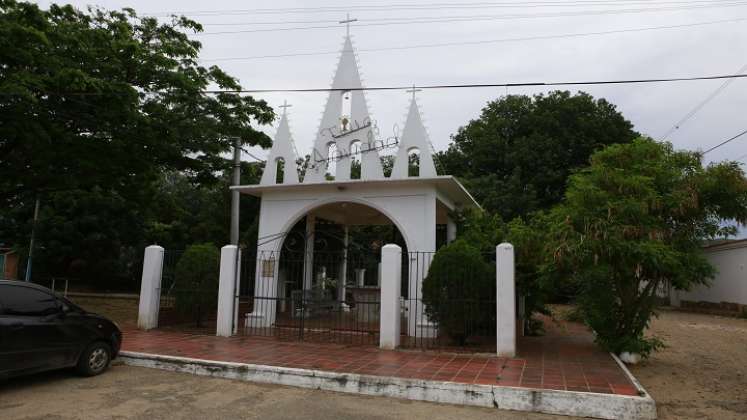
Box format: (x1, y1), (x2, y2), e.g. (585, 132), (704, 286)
(173, 243), (219, 326)
(422, 240), (494, 345)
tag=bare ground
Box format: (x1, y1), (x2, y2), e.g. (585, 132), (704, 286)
(0, 365), (565, 420)
(628, 308), (747, 420)
(61, 296), (747, 419)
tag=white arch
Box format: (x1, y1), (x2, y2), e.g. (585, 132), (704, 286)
(271, 196), (414, 255)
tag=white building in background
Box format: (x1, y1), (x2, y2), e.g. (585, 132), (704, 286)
(671, 239), (747, 313)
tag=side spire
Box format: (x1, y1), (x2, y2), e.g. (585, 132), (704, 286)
(260, 101), (300, 185)
(304, 29), (384, 183)
(391, 88), (438, 179)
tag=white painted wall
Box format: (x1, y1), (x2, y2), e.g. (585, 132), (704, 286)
(674, 244), (747, 306)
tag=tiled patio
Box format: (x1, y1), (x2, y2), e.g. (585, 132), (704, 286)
(121, 316), (639, 397)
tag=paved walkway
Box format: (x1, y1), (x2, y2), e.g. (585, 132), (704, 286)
(121, 318), (638, 396)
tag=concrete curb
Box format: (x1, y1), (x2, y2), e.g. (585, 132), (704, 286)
(119, 351), (656, 419)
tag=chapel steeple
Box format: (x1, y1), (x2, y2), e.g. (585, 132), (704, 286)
(304, 30), (384, 182)
(391, 88), (438, 179)
(260, 101), (300, 185)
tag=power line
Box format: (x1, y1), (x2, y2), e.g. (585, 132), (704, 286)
(201, 73), (747, 94)
(192, 2), (747, 35)
(201, 17), (747, 62)
(4, 73), (745, 97)
(703, 129), (747, 154)
(661, 62), (747, 140)
(148, 0), (747, 17)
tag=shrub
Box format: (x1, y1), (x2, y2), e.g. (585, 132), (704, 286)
(422, 240), (494, 345)
(173, 243), (220, 326)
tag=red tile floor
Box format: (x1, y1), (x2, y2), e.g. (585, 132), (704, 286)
(121, 317), (639, 396)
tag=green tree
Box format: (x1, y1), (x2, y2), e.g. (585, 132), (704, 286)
(0, 1), (274, 284)
(438, 91), (638, 220)
(173, 243), (220, 326)
(549, 137), (747, 356)
(0, 1), (273, 201)
(422, 240), (494, 345)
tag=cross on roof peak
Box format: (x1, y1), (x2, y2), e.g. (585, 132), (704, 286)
(279, 100), (292, 115)
(339, 13), (357, 37)
(406, 84), (422, 100)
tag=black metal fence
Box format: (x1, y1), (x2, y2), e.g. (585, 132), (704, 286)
(157, 249), (219, 333)
(239, 250), (381, 345)
(401, 251), (497, 352)
(237, 248), (497, 352)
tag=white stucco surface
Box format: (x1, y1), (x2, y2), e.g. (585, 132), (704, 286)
(379, 244), (402, 349)
(137, 245), (164, 331)
(674, 241), (747, 306)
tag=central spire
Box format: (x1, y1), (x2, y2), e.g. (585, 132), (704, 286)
(304, 28), (384, 182)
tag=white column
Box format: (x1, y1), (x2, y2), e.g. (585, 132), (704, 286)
(137, 245), (164, 330)
(247, 249), (279, 328)
(303, 215), (316, 290)
(339, 225), (349, 302)
(380, 244), (402, 349)
(446, 217), (457, 243)
(496, 243), (516, 357)
(217, 245), (240, 337)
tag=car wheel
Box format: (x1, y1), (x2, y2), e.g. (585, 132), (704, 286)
(76, 342), (112, 376)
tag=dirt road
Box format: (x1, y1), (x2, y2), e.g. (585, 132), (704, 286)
(0, 365), (565, 420)
(629, 309), (747, 419)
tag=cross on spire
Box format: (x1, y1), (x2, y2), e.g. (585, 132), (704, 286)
(339, 13), (357, 37)
(279, 100), (292, 115)
(406, 84), (422, 100)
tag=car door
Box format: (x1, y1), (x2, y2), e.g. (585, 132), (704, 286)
(0, 284), (69, 376)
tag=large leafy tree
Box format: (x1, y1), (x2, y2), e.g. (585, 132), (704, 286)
(0, 0), (273, 200)
(549, 137), (747, 355)
(0, 1), (274, 284)
(438, 91), (638, 219)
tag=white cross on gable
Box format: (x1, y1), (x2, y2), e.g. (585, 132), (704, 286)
(279, 100), (292, 115)
(339, 13), (357, 37)
(406, 85), (422, 100)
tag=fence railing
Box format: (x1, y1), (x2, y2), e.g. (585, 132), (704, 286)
(235, 248), (498, 351)
(400, 251), (497, 352)
(239, 250), (381, 345)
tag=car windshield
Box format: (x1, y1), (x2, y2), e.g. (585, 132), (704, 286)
(55, 294), (86, 313)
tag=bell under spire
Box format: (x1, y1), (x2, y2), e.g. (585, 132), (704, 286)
(304, 34), (384, 183)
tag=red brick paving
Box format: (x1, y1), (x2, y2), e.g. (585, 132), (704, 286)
(121, 318), (639, 396)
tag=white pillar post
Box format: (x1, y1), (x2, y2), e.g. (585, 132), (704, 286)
(303, 215), (316, 290)
(496, 243), (516, 357)
(380, 244), (402, 349)
(217, 245), (240, 337)
(339, 225), (349, 302)
(446, 217), (457, 243)
(247, 249), (279, 328)
(137, 245), (164, 330)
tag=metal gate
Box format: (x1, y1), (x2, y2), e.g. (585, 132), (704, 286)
(238, 249), (382, 345)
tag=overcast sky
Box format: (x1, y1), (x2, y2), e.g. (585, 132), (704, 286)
(36, 0), (747, 165)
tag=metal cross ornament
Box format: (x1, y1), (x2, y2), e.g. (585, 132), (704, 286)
(339, 13), (357, 37)
(279, 100), (292, 115)
(406, 85), (422, 100)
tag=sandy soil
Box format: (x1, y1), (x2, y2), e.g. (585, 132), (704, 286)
(628, 308), (747, 420)
(70, 296), (139, 327)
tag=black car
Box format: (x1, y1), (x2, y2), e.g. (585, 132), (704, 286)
(0, 280), (122, 379)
